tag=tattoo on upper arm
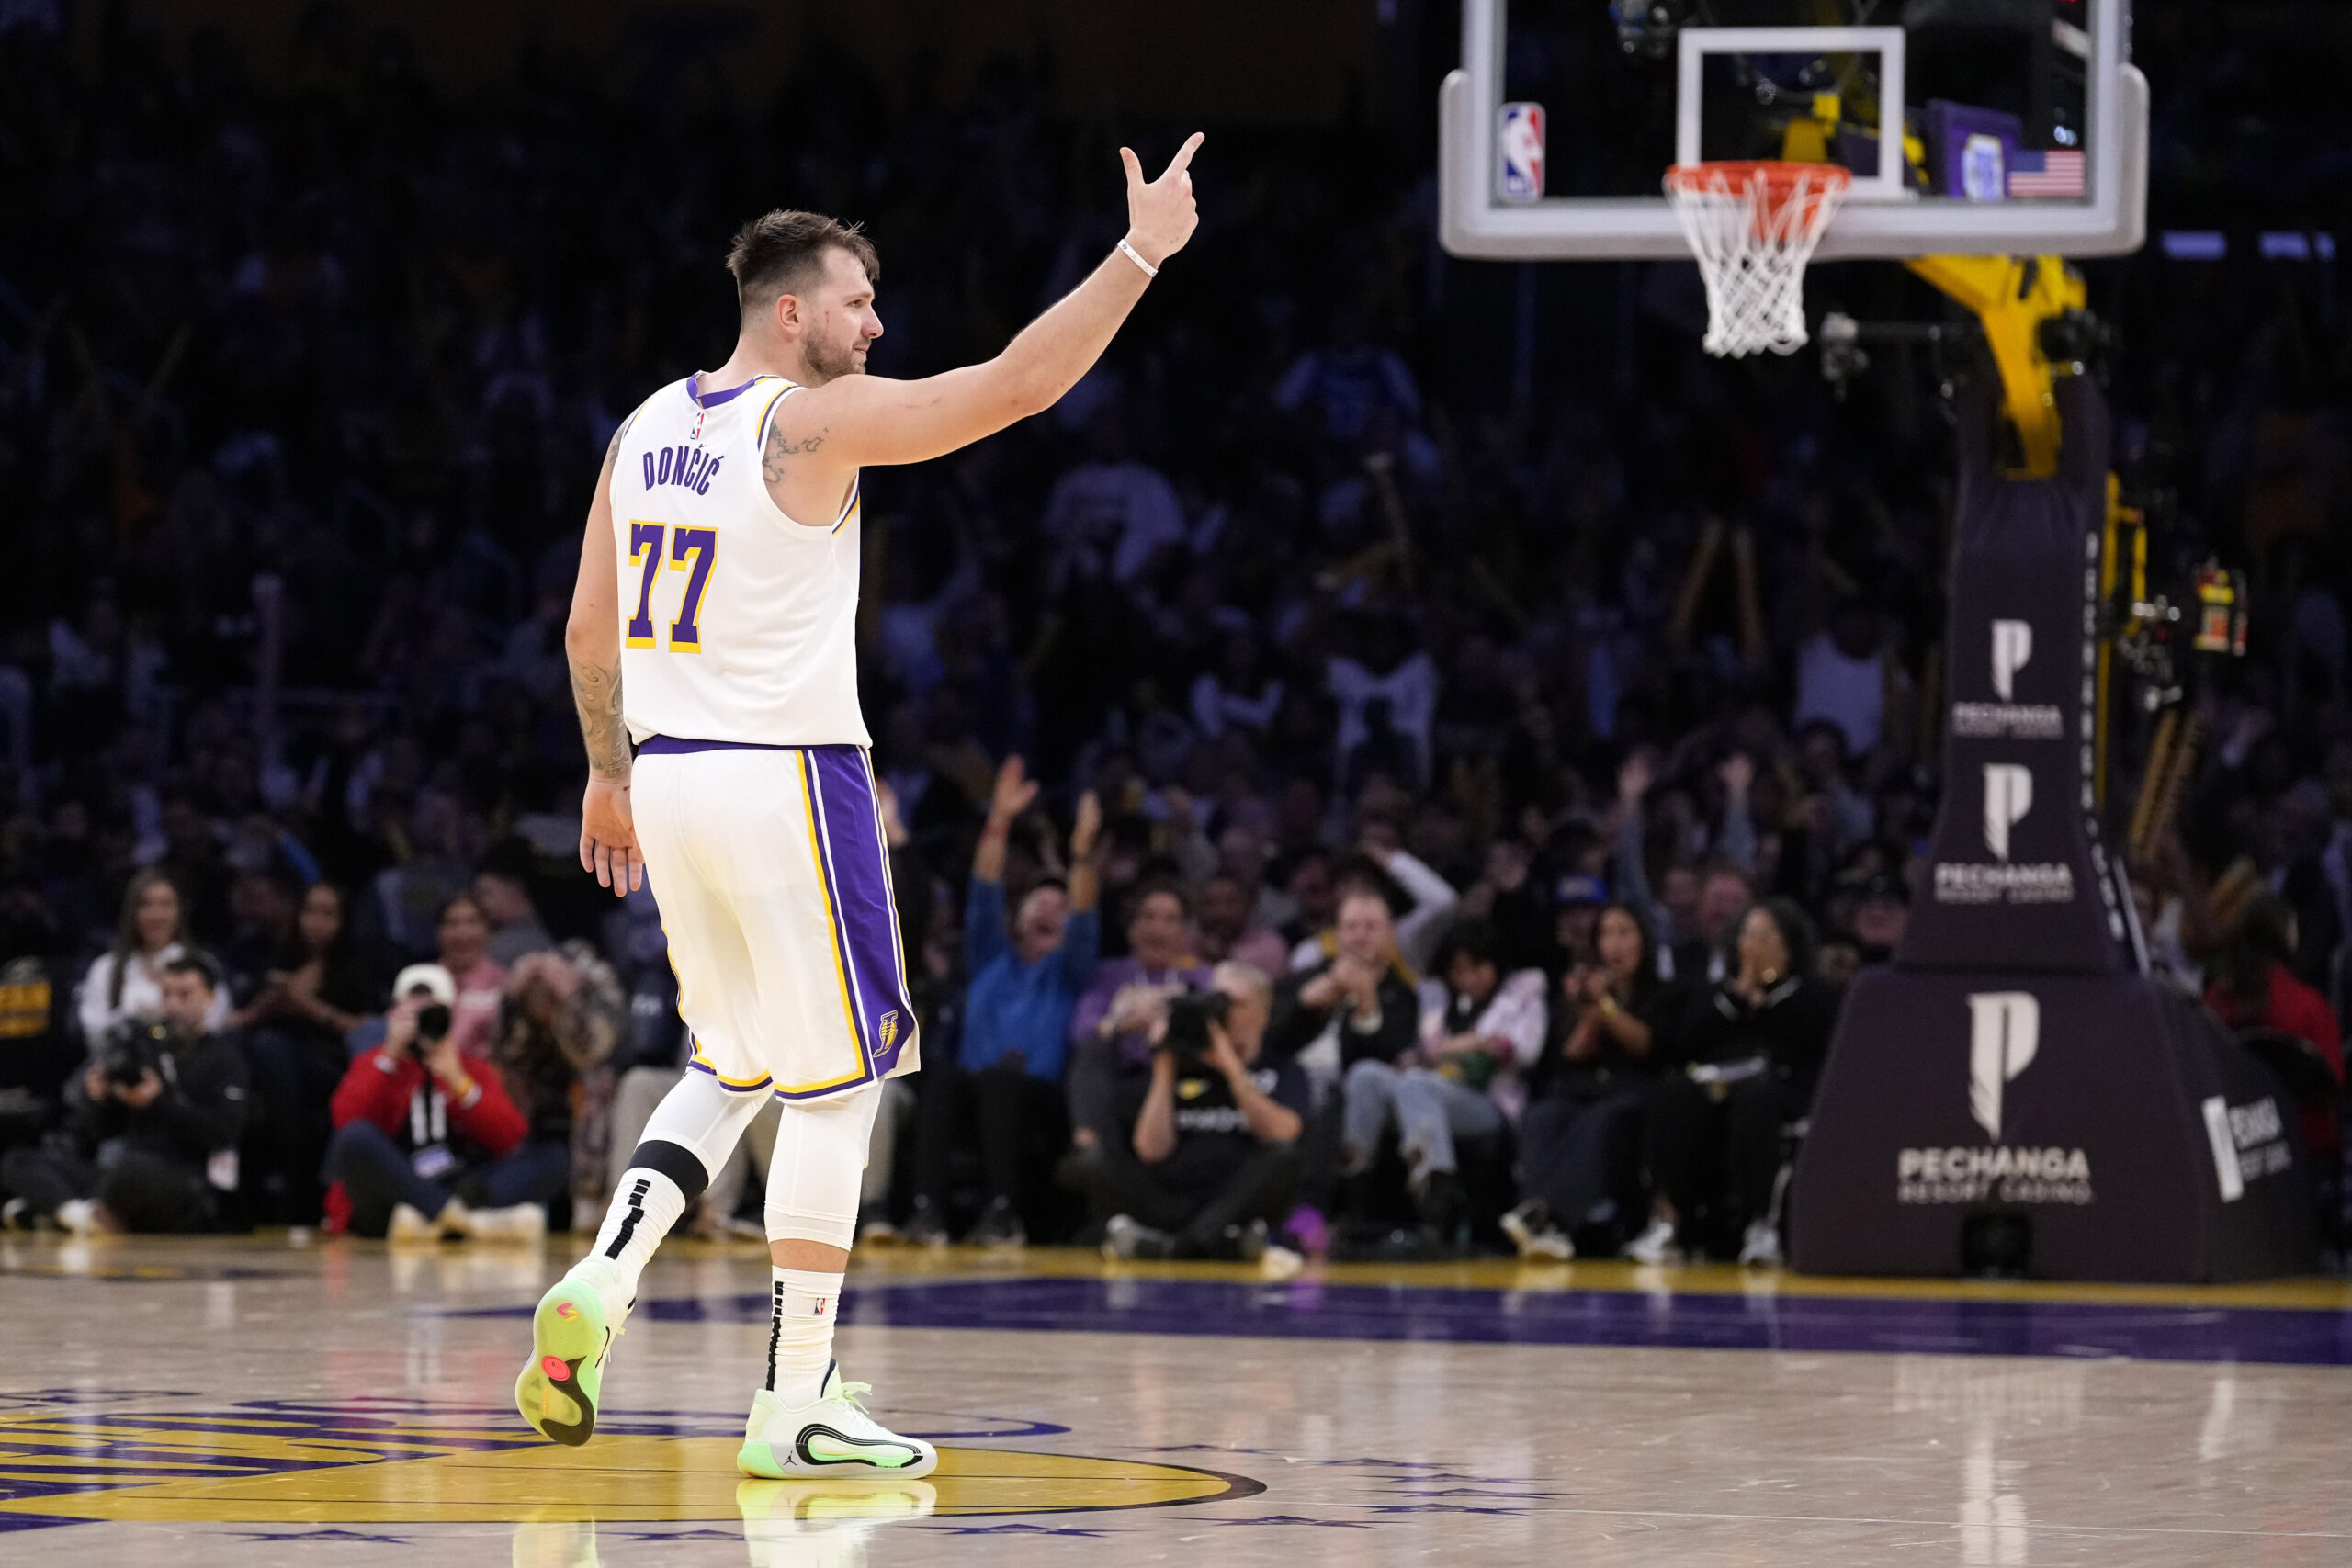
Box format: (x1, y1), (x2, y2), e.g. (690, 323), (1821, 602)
(762, 419), (827, 485)
(570, 655), (630, 780)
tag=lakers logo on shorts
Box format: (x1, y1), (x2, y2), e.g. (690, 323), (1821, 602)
(875, 1010), (899, 1059)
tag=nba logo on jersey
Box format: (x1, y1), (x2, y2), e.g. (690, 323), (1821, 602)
(1498, 102), (1545, 203)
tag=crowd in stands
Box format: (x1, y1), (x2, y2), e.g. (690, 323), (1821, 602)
(0, 9), (2345, 1265)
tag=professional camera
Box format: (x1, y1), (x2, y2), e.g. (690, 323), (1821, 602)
(412, 1002), (453, 1049)
(1157, 988), (1233, 1074)
(100, 1020), (169, 1089)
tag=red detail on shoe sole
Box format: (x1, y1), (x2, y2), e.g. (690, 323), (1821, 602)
(541, 1355), (571, 1381)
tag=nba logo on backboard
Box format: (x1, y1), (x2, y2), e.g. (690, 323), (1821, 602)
(1498, 103), (1544, 203)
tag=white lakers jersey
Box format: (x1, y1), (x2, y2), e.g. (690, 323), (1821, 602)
(610, 374), (870, 749)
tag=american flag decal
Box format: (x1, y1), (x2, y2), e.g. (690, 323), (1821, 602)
(2008, 150), (2086, 198)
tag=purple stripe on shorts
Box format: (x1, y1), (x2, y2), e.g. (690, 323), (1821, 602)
(806, 746), (919, 1083)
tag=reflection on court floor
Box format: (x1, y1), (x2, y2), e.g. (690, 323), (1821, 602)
(4, 1235), (2348, 1566)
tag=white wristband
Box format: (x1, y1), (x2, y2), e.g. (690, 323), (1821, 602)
(1116, 239), (1159, 279)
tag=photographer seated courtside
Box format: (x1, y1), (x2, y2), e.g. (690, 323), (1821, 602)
(1, 953), (248, 1235)
(1075, 962), (1307, 1267)
(322, 964), (560, 1242)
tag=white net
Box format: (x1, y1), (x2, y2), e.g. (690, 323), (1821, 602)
(1664, 162), (1852, 358)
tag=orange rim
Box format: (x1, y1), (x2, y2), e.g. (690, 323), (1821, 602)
(1663, 159), (1855, 198)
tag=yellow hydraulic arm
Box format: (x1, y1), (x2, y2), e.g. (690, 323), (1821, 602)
(1903, 254), (2087, 479)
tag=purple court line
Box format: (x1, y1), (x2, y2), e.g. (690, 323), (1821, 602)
(457, 1276), (2352, 1367)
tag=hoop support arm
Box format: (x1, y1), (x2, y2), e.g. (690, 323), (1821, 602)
(1902, 254), (2086, 479)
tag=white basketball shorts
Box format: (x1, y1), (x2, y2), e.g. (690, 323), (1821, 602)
(630, 739), (920, 1102)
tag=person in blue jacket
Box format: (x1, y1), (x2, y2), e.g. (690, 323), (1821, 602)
(906, 757), (1101, 1247)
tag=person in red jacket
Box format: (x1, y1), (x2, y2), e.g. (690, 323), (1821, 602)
(2205, 896), (2345, 1159)
(323, 964), (562, 1240)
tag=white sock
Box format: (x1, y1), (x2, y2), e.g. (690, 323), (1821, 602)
(764, 1266), (843, 1404)
(572, 1167), (688, 1306)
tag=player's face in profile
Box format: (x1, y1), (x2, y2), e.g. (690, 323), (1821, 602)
(800, 247), (885, 381)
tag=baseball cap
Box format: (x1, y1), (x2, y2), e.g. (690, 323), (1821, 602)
(1554, 873), (1609, 908)
(391, 963), (458, 1007)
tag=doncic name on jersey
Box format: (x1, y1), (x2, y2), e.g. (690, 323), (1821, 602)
(643, 441), (725, 495)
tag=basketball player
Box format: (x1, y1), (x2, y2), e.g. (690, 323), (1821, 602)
(515, 134), (1204, 1477)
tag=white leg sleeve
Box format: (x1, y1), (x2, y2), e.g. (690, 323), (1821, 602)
(764, 1084), (884, 1249)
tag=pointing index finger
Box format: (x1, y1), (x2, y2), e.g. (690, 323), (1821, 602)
(1161, 131), (1205, 179)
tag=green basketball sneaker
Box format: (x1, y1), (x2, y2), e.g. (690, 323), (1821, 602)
(516, 1276), (622, 1447)
(738, 1363), (938, 1480)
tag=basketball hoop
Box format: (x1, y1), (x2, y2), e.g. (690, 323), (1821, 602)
(1664, 161), (1852, 358)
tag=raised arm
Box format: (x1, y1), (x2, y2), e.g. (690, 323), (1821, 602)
(774, 135), (1204, 479)
(565, 429), (642, 898)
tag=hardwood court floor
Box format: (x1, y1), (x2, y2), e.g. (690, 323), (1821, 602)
(3, 1234), (2349, 1566)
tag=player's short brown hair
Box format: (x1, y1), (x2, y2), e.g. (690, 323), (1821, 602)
(725, 209), (879, 313)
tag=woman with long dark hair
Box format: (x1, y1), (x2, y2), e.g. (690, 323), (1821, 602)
(1626, 897), (1839, 1269)
(1502, 901), (1674, 1259)
(75, 869), (226, 1052)
(238, 883), (388, 1223)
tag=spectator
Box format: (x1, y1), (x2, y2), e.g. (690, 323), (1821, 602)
(1628, 899), (1840, 1269)
(492, 946), (624, 1219)
(1273, 305), (1426, 450)
(1671, 862), (1756, 987)
(75, 869), (231, 1052)
(1793, 602), (1895, 759)
(2, 954), (248, 1235)
(1189, 626), (1285, 741)
(235, 882), (386, 1223)
(368, 793), (475, 956)
(1290, 844), (1459, 979)
(2204, 896), (2343, 1157)
(1083, 962), (1306, 1262)
(1265, 887), (1419, 1247)
(1340, 920), (1545, 1240)
(1038, 412), (1188, 592)
(0, 878), (76, 1165)
(473, 866), (556, 966)
(1269, 887), (1420, 1100)
(1547, 874), (1610, 976)
(1276, 847), (1340, 949)
(1193, 870), (1290, 976)
(1503, 902), (1673, 1259)
(908, 759), (1102, 1247)
(1792, 720), (1877, 855)
(219, 869), (300, 998)
(431, 893), (507, 1062)
(322, 964), (552, 1241)
(1463, 838), (1554, 976)
(1066, 880), (1210, 1154)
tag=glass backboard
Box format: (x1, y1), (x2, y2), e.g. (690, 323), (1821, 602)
(1442, 0), (2147, 260)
